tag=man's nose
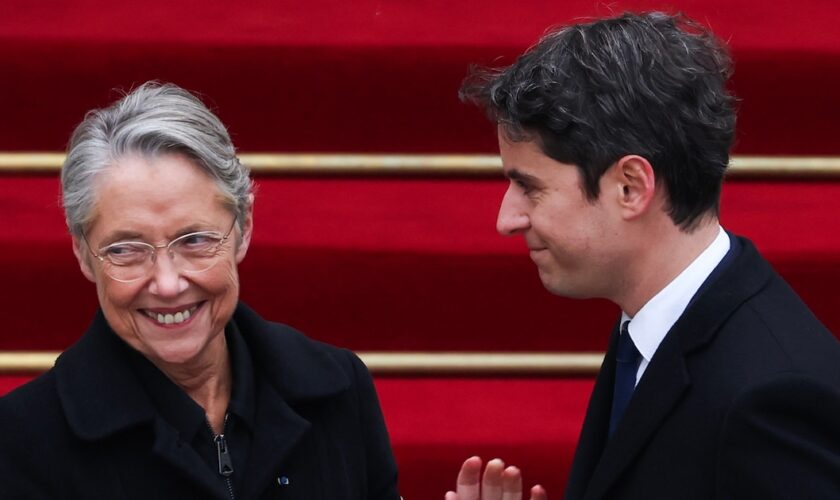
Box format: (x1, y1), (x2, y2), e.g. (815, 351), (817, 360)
(496, 185), (530, 236)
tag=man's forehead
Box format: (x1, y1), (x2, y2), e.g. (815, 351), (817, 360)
(498, 134), (557, 176)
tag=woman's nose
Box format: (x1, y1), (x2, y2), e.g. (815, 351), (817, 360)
(147, 251), (188, 296)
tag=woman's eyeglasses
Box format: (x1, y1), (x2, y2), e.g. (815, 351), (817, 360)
(82, 218), (238, 283)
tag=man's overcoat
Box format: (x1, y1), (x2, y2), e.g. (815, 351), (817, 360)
(566, 236), (840, 499)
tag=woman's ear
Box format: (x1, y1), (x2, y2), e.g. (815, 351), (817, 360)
(72, 235), (97, 283)
(235, 195), (254, 264)
(612, 155), (656, 220)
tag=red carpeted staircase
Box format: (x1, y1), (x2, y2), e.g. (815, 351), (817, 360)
(3, 1), (840, 498)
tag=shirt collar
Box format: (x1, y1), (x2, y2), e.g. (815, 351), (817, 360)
(622, 226), (730, 363)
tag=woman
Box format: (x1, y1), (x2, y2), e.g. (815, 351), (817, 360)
(0, 82), (399, 499)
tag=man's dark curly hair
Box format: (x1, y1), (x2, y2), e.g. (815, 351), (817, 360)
(460, 12), (737, 230)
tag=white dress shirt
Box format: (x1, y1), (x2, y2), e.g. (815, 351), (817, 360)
(621, 226), (730, 385)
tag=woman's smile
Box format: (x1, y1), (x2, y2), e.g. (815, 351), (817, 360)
(140, 301), (204, 327)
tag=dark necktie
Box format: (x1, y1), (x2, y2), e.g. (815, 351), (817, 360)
(609, 321), (642, 437)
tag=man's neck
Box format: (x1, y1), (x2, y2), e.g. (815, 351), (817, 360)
(616, 218), (721, 317)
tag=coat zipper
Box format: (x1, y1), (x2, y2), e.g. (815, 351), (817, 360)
(207, 413), (235, 500)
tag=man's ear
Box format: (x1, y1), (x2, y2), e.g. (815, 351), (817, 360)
(610, 155), (656, 220)
(72, 235), (97, 283)
(235, 195), (254, 264)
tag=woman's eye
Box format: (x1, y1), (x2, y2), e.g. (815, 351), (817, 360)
(103, 244), (148, 264)
(180, 233), (219, 248)
(107, 244), (142, 256)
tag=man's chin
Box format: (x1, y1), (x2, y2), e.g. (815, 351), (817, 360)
(539, 272), (591, 299)
(539, 272), (569, 297)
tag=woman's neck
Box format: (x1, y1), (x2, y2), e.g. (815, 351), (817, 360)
(154, 335), (233, 434)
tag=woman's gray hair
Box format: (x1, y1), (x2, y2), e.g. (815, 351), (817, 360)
(61, 81), (253, 237)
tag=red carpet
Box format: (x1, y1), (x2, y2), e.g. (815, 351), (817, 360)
(3, 1), (840, 154)
(2, 175), (839, 351)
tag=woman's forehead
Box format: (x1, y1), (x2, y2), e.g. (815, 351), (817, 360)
(101, 152), (213, 187)
(86, 153), (232, 240)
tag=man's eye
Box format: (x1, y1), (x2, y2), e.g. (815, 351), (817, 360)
(515, 180), (533, 193)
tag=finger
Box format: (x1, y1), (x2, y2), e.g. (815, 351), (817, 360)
(455, 456), (483, 500)
(530, 484), (548, 500)
(445, 492), (459, 500)
(501, 465), (523, 500)
(481, 458), (506, 500)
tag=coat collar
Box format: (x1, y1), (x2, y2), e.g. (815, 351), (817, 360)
(568, 236), (775, 499)
(55, 302), (350, 442)
(54, 310), (155, 440)
(231, 302), (351, 401)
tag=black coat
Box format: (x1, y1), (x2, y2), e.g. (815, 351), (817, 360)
(0, 303), (400, 500)
(565, 237), (840, 499)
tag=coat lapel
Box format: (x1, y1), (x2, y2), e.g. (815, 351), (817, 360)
(241, 380), (312, 498)
(571, 236), (774, 499)
(233, 303), (351, 498)
(564, 323), (620, 500)
(582, 332), (690, 500)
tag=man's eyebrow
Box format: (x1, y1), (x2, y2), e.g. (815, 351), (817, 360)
(505, 168), (539, 184)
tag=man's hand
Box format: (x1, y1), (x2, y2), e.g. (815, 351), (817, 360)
(444, 456), (547, 500)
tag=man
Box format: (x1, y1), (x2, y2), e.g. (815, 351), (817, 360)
(446, 12), (840, 500)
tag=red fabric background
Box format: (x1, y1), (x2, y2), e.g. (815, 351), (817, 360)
(2, 1), (840, 153)
(2, 174), (838, 351)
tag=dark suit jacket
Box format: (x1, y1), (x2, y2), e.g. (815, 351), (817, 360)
(0, 303), (400, 500)
(565, 236), (840, 499)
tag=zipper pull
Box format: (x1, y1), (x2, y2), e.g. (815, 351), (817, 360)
(215, 434), (234, 477)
